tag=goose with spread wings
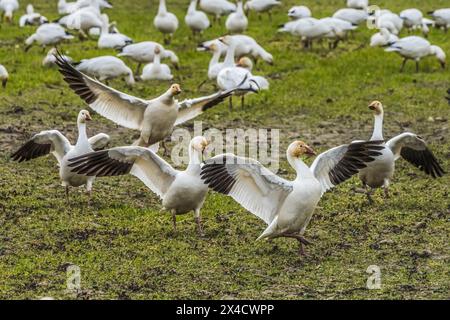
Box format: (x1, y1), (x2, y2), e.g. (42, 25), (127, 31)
(200, 139), (384, 255)
(356, 101), (445, 202)
(54, 52), (252, 153)
(11, 110), (110, 202)
(68, 136), (210, 235)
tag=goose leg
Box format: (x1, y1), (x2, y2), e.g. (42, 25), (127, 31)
(194, 209), (204, 236)
(415, 60), (420, 73)
(229, 96), (233, 110)
(383, 179), (390, 199)
(241, 95), (245, 108)
(197, 78), (208, 90)
(134, 63), (141, 76)
(86, 179), (93, 205)
(65, 186), (70, 204)
(171, 210), (177, 232)
(400, 58), (407, 72)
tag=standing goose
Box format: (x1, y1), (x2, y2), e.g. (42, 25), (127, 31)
(68, 136), (210, 235)
(64, 7), (104, 39)
(19, 4), (48, 27)
(0, 64), (8, 88)
(201, 140), (384, 255)
(74, 56), (135, 86)
(97, 14), (133, 49)
(287, 6), (312, 20)
(346, 0), (368, 10)
(185, 0), (210, 37)
(0, 0), (19, 23)
(244, 0), (281, 20)
(428, 8), (450, 32)
(357, 101), (444, 202)
(11, 110), (110, 201)
(332, 8), (368, 25)
(24, 23), (74, 52)
(55, 53), (251, 151)
(225, 1), (247, 34)
(140, 46), (173, 81)
(199, 0), (236, 23)
(154, 0), (179, 45)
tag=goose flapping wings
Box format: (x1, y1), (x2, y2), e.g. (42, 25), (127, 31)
(68, 146), (177, 198)
(386, 133), (444, 178)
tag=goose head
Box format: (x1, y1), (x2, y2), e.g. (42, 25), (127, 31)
(287, 140), (316, 160)
(77, 110), (92, 124)
(191, 136), (209, 154)
(429, 45), (446, 69)
(236, 57), (253, 71)
(169, 83), (182, 96)
(368, 100), (384, 115)
(154, 46), (161, 55)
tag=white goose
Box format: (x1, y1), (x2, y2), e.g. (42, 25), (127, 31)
(43, 48), (73, 67)
(292, 18), (335, 49)
(68, 136), (210, 235)
(332, 8), (367, 25)
(204, 42), (224, 80)
(140, 46), (173, 81)
(356, 101), (444, 202)
(98, 14), (133, 49)
(370, 28), (398, 47)
(11, 110), (110, 201)
(55, 53), (251, 150)
(385, 36), (446, 72)
(19, 4), (48, 27)
(185, 0), (210, 37)
(369, 11), (403, 35)
(25, 23), (74, 52)
(199, 0), (236, 23)
(58, 0), (79, 15)
(0, 0), (19, 23)
(201, 140), (384, 255)
(320, 17), (357, 48)
(154, 0), (179, 45)
(225, 1), (247, 34)
(0, 64), (8, 88)
(428, 8), (450, 31)
(287, 6), (311, 20)
(346, 0), (368, 10)
(400, 8), (429, 36)
(64, 6), (104, 39)
(118, 41), (179, 74)
(74, 55), (135, 86)
(244, 0), (281, 20)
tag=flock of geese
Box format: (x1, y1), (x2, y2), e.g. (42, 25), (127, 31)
(1, 0), (448, 256)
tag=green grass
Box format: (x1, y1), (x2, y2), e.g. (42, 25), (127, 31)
(0, 0), (449, 299)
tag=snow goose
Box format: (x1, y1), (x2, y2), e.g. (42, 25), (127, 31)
(68, 136), (210, 235)
(428, 8), (450, 31)
(74, 55), (135, 86)
(236, 57), (269, 90)
(199, 0), (236, 23)
(400, 8), (423, 30)
(98, 14), (133, 49)
(204, 42), (224, 81)
(43, 48), (73, 67)
(370, 28), (398, 47)
(320, 17), (357, 48)
(278, 17), (317, 34)
(185, 0), (210, 37)
(332, 8), (367, 25)
(154, 0), (179, 45)
(201, 140), (383, 255)
(140, 46), (173, 81)
(346, 0), (368, 10)
(55, 53), (252, 151)
(11, 110), (110, 202)
(0, 0), (19, 23)
(0, 64), (8, 88)
(292, 18), (335, 49)
(58, 0), (79, 15)
(356, 101), (444, 202)
(64, 6), (104, 39)
(118, 41), (180, 74)
(25, 23), (74, 52)
(368, 11), (403, 35)
(287, 6), (311, 20)
(226, 1), (247, 33)
(19, 4), (48, 27)
(385, 36), (446, 72)
(244, 0), (281, 20)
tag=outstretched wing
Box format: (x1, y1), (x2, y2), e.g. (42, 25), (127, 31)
(11, 130), (71, 164)
(201, 154), (293, 225)
(387, 133), (444, 178)
(54, 51), (148, 130)
(68, 146), (177, 198)
(88, 133), (110, 151)
(310, 140), (385, 194)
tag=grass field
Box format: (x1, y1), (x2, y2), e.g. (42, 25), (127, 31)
(0, 0), (449, 299)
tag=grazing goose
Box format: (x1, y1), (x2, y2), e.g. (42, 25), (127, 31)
(154, 0), (179, 45)
(287, 6), (311, 20)
(320, 17), (357, 48)
(19, 4), (48, 27)
(370, 28), (398, 47)
(118, 41), (180, 75)
(292, 18), (335, 49)
(68, 136), (210, 235)
(55, 53), (251, 151)
(0, 0), (19, 23)
(356, 101), (444, 202)
(225, 1), (247, 34)
(140, 46), (173, 81)
(428, 8), (450, 31)
(201, 140), (384, 255)
(400, 8), (423, 30)
(64, 6), (104, 39)
(74, 55), (135, 86)
(199, 0), (236, 23)
(244, 0), (281, 20)
(278, 17), (317, 34)
(385, 36), (446, 72)
(43, 48), (73, 67)
(369, 11), (403, 35)
(0, 64), (8, 88)
(98, 14), (133, 49)
(25, 23), (74, 52)
(11, 110), (110, 202)
(185, 0), (210, 37)
(346, 0), (368, 10)
(332, 8), (367, 25)
(58, 0), (82, 15)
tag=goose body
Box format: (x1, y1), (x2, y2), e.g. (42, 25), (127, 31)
(244, 0), (281, 19)
(154, 0), (179, 44)
(225, 1), (247, 33)
(11, 110), (110, 199)
(0, 64), (8, 88)
(346, 0), (368, 10)
(332, 8), (367, 25)
(98, 14), (132, 49)
(201, 140), (384, 255)
(140, 46), (173, 81)
(287, 6), (311, 20)
(369, 12), (403, 35)
(199, 0), (236, 21)
(74, 56), (135, 86)
(185, 0), (210, 35)
(25, 23), (74, 51)
(428, 8), (450, 31)
(370, 28), (398, 47)
(64, 6), (104, 36)
(400, 8), (423, 29)
(0, 0), (19, 23)
(68, 136), (210, 234)
(19, 4), (48, 27)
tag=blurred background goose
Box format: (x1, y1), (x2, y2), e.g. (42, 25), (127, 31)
(185, 0), (210, 37)
(11, 110), (110, 202)
(43, 48), (73, 67)
(98, 13), (133, 49)
(428, 8), (450, 32)
(244, 0), (281, 20)
(370, 28), (398, 47)
(0, 64), (8, 88)
(140, 46), (173, 81)
(346, 0), (368, 10)
(25, 23), (74, 52)
(332, 8), (367, 25)
(225, 1), (247, 33)
(199, 0), (236, 23)
(154, 0), (179, 44)
(287, 5), (311, 20)
(68, 136), (210, 235)
(0, 0), (19, 23)
(19, 4), (48, 27)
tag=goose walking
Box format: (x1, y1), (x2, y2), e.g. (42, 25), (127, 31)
(356, 101), (444, 202)
(201, 140), (384, 255)
(98, 14), (133, 49)
(225, 1), (247, 34)
(385, 36), (446, 72)
(74, 56), (135, 86)
(199, 0), (236, 23)
(11, 110), (110, 202)
(68, 136), (210, 235)
(140, 46), (173, 81)
(43, 48), (73, 67)
(25, 23), (74, 52)
(0, 64), (8, 88)
(428, 8), (450, 32)
(19, 4), (48, 27)
(244, 0), (281, 20)
(185, 0), (210, 37)
(154, 0), (179, 45)
(0, 0), (19, 23)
